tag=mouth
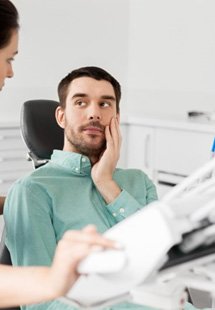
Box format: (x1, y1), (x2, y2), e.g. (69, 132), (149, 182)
(83, 126), (104, 135)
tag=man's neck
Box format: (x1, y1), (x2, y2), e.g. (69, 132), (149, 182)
(62, 146), (100, 166)
(89, 155), (100, 165)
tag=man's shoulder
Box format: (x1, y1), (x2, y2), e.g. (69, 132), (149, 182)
(12, 162), (54, 186)
(115, 167), (150, 180)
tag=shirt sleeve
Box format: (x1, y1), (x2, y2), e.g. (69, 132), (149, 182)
(184, 302), (211, 310)
(3, 179), (75, 310)
(184, 302), (199, 310)
(106, 169), (158, 222)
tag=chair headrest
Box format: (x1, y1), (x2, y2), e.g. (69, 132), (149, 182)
(20, 99), (64, 160)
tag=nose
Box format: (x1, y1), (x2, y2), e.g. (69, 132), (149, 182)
(7, 64), (14, 79)
(88, 104), (101, 121)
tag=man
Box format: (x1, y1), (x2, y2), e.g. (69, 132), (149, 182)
(4, 66), (160, 310)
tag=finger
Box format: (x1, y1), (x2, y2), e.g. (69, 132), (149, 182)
(107, 118), (116, 148)
(81, 232), (117, 248)
(109, 118), (121, 161)
(110, 118), (120, 149)
(82, 224), (97, 234)
(105, 124), (113, 148)
(62, 229), (117, 249)
(114, 117), (122, 148)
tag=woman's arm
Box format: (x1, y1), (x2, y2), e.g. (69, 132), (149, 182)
(0, 225), (115, 307)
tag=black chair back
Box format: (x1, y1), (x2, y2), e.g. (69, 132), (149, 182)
(20, 99), (64, 167)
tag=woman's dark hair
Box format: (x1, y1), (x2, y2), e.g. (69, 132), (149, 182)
(0, 0), (19, 49)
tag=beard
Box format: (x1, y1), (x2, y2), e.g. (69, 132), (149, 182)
(65, 121), (106, 157)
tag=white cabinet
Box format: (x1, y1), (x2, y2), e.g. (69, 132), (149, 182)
(155, 128), (214, 176)
(126, 124), (155, 178)
(0, 124), (33, 195)
(123, 117), (215, 198)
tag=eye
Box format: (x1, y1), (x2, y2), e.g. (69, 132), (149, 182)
(75, 100), (87, 107)
(100, 101), (111, 108)
(7, 58), (14, 64)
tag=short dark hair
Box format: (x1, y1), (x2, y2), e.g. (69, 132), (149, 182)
(58, 66), (121, 113)
(0, 0), (19, 49)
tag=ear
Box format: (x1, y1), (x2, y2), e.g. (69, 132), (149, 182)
(55, 106), (65, 129)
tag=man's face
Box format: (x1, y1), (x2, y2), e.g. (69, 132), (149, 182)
(56, 76), (119, 157)
(0, 31), (18, 90)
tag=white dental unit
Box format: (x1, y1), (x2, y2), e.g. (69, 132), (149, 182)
(61, 157), (215, 310)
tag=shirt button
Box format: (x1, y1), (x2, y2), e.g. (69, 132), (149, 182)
(112, 212), (117, 217)
(82, 157), (86, 162)
(75, 167), (79, 172)
(119, 208), (125, 214)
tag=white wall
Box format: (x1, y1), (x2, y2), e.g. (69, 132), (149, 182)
(0, 0), (130, 122)
(126, 0), (215, 118)
(1, 1), (215, 121)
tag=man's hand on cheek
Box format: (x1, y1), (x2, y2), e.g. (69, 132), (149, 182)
(91, 117), (122, 203)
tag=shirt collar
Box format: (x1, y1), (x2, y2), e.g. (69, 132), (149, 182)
(50, 150), (92, 175)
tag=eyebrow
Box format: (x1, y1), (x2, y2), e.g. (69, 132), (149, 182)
(72, 93), (116, 101)
(72, 93), (87, 99)
(100, 95), (116, 101)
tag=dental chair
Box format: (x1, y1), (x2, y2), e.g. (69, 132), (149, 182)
(0, 99), (64, 310)
(20, 99), (64, 168)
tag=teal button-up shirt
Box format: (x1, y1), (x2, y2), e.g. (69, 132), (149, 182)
(4, 150), (198, 310)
